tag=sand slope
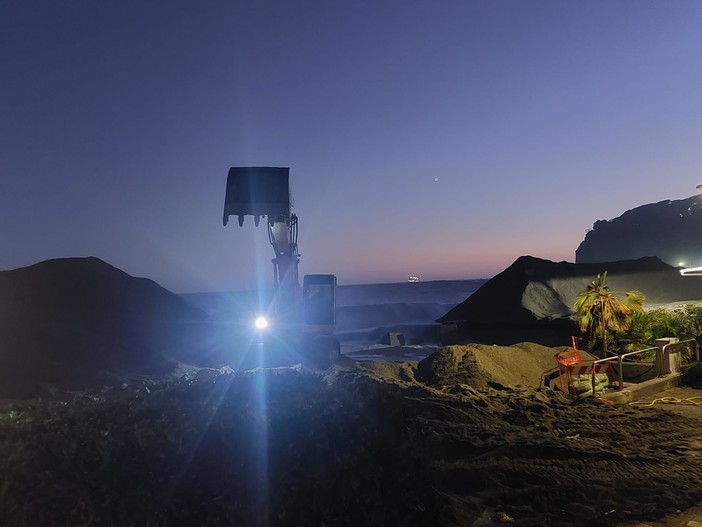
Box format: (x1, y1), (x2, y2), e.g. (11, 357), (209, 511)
(438, 255), (702, 345)
(0, 257), (219, 397)
(331, 350), (702, 526)
(416, 343), (563, 389)
(2, 344), (702, 525)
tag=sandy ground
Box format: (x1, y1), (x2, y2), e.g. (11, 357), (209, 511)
(623, 386), (702, 527)
(5, 343), (702, 526)
(338, 345), (702, 527)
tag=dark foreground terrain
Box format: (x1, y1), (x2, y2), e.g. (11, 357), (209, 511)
(2, 347), (702, 527)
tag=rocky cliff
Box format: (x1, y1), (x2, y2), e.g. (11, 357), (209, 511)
(576, 195), (702, 266)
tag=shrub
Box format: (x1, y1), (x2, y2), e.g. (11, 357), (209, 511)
(682, 361), (702, 387)
(613, 304), (702, 360)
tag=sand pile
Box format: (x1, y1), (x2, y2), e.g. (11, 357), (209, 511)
(329, 354), (702, 526)
(416, 343), (564, 389)
(0, 257), (219, 398)
(4, 362), (702, 526)
(438, 255), (702, 345)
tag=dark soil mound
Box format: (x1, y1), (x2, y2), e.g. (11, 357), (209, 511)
(3, 366), (702, 526)
(0, 257), (216, 397)
(438, 255), (702, 344)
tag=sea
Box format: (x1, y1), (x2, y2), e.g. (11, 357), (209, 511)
(182, 279), (487, 355)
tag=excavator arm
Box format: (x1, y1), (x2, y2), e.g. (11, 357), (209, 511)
(223, 167), (300, 319)
(223, 166), (340, 369)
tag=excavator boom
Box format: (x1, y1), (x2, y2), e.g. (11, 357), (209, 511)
(223, 167), (300, 319)
(223, 166), (339, 368)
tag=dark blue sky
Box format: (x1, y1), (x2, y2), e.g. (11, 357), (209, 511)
(3, 1), (702, 292)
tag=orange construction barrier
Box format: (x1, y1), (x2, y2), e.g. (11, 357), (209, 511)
(555, 340), (613, 395)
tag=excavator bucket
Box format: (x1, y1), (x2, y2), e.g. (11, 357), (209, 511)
(223, 167), (291, 226)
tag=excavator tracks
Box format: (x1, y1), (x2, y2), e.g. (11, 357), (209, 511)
(398, 386), (702, 526)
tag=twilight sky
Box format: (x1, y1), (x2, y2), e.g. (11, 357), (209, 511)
(2, 1), (702, 292)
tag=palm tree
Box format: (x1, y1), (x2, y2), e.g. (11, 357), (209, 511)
(573, 272), (645, 355)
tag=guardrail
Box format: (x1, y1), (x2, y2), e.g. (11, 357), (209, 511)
(609, 347), (657, 391)
(583, 339), (700, 396)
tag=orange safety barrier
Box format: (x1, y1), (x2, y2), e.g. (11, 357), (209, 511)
(555, 339), (613, 395)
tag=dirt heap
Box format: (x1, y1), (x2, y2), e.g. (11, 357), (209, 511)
(438, 255), (702, 345)
(0, 257), (218, 398)
(3, 362), (702, 526)
(416, 343), (564, 389)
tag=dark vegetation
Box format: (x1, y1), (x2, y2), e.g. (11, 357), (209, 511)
(682, 362), (702, 387)
(618, 305), (702, 350)
(572, 271), (702, 358)
(585, 303), (702, 359)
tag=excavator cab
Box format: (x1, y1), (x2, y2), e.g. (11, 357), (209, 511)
(300, 274), (340, 367)
(302, 274), (336, 329)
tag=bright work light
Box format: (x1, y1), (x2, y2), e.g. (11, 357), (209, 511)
(254, 316), (269, 330)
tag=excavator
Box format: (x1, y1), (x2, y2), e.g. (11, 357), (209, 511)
(223, 166), (341, 368)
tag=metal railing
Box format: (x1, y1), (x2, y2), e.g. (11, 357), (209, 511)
(609, 347), (657, 391)
(582, 339), (700, 396)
